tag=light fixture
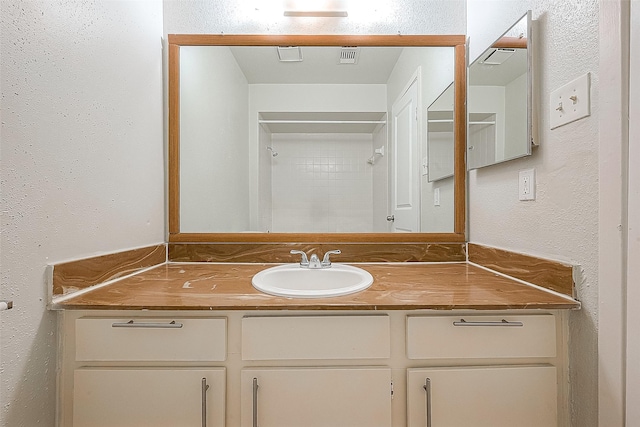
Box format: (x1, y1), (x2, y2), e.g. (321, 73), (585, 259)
(283, 0), (348, 17)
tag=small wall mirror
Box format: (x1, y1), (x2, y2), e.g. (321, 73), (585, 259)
(427, 82), (455, 182)
(467, 11), (534, 170)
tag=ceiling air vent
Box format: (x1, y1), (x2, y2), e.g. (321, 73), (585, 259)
(339, 47), (360, 64)
(481, 48), (515, 65)
(277, 46), (303, 62)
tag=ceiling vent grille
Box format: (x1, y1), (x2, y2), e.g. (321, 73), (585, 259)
(339, 47), (360, 64)
(481, 48), (515, 65)
(277, 46), (303, 62)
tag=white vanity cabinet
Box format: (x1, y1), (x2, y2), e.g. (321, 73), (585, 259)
(58, 310), (567, 427)
(241, 367), (392, 427)
(406, 314), (560, 427)
(62, 316), (227, 427)
(406, 365), (557, 427)
(73, 367), (226, 427)
(239, 315), (393, 427)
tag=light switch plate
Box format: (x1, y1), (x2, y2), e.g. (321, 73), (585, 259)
(550, 72), (591, 129)
(519, 169), (536, 201)
(434, 188), (440, 206)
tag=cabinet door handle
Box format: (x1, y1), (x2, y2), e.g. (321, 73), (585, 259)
(111, 320), (183, 329)
(452, 319), (523, 327)
(423, 378), (432, 427)
(252, 377), (259, 427)
(202, 377), (210, 427)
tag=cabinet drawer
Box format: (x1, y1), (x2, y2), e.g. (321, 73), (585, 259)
(75, 317), (226, 362)
(407, 314), (556, 359)
(242, 315), (390, 360)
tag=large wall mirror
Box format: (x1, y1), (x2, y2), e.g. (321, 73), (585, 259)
(467, 11), (534, 170)
(168, 35), (466, 243)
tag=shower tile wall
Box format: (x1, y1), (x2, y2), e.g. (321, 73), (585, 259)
(270, 133), (374, 233)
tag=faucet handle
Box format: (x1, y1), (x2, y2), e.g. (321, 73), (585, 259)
(321, 250), (341, 267)
(290, 250), (309, 267)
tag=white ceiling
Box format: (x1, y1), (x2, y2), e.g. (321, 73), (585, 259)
(229, 46), (405, 84)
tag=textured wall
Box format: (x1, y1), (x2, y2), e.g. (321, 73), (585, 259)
(0, 1), (164, 425)
(466, 1), (599, 426)
(164, 0), (466, 35)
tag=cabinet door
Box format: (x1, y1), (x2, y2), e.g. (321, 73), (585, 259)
(73, 368), (225, 427)
(407, 365), (557, 427)
(241, 367), (392, 427)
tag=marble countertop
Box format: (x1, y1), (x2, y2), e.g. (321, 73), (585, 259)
(52, 262), (580, 311)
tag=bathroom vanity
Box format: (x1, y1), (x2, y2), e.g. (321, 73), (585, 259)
(53, 24), (572, 426)
(54, 261), (578, 427)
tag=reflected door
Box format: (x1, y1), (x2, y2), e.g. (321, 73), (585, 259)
(391, 77), (420, 232)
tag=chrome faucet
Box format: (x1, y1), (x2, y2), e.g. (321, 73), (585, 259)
(290, 250), (309, 267)
(290, 249), (341, 269)
(308, 254), (322, 269)
(321, 250), (341, 268)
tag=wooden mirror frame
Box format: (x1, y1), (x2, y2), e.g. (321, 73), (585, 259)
(168, 34), (466, 243)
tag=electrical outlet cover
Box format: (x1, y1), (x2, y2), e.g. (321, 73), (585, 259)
(519, 169), (536, 201)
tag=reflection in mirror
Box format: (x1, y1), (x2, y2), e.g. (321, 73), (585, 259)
(424, 82), (455, 233)
(427, 82), (454, 182)
(178, 44), (455, 234)
(467, 11), (533, 170)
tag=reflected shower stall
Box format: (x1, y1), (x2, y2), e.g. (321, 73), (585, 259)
(257, 112), (388, 233)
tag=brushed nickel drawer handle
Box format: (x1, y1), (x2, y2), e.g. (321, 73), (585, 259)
(423, 377), (432, 427)
(253, 377), (259, 427)
(202, 377), (210, 427)
(111, 320), (184, 328)
(453, 319), (523, 327)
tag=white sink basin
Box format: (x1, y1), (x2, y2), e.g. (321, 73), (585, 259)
(252, 264), (373, 298)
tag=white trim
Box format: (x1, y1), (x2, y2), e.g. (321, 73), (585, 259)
(626, 0), (640, 423)
(598, 1), (630, 426)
